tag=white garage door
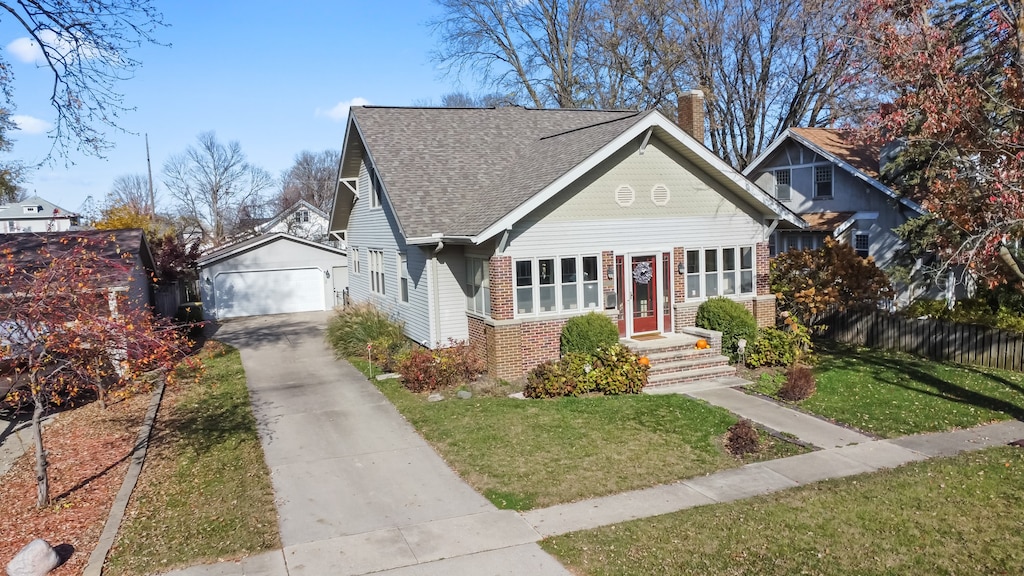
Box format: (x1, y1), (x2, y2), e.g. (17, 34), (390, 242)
(214, 268), (325, 318)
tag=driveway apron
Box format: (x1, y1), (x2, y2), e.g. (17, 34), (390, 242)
(212, 312), (568, 576)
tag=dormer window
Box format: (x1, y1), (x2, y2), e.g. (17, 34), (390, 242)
(23, 205), (40, 214)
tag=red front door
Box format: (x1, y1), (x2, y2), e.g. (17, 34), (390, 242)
(631, 255), (658, 334)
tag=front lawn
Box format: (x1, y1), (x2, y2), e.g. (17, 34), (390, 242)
(370, 373), (805, 510)
(751, 343), (1024, 438)
(104, 342), (279, 575)
(543, 446), (1024, 575)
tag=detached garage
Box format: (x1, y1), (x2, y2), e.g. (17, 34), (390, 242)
(198, 233), (348, 319)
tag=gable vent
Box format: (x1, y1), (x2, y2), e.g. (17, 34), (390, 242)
(615, 185), (636, 207)
(650, 184), (670, 206)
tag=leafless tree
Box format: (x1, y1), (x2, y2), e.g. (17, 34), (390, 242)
(107, 173), (152, 214)
(0, 0), (165, 157)
(163, 132), (273, 246)
(432, 0), (870, 167)
(432, 0), (594, 108)
(276, 150), (340, 214)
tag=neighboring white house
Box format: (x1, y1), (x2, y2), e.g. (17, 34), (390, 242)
(198, 232), (348, 320)
(0, 196), (80, 234)
(744, 128), (927, 269)
(329, 104), (806, 380)
(255, 199), (338, 246)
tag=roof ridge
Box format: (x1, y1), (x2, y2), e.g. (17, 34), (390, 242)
(539, 111), (643, 140)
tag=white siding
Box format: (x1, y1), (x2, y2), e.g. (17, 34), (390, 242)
(346, 159), (433, 346)
(435, 246), (469, 343)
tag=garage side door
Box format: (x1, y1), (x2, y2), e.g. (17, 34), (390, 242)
(214, 268), (325, 318)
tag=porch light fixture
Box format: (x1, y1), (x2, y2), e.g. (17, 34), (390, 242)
(606, 266), (614, 279)
(677, 262), (685, 275)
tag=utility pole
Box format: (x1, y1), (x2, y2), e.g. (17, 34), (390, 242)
(145, 133), (155, 216)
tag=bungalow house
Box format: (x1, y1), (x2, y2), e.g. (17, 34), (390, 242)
(329, 103), (806, 380)
(743, 128), (927, 269)
(0, 196), (80, 234)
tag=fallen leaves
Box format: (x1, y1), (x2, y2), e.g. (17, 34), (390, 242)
(0, 392), (150, 574)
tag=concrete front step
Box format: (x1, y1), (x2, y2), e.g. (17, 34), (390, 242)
(646, 364), (737, 387)
(644, 375), (750, 395)
(646, 354), (731, 377)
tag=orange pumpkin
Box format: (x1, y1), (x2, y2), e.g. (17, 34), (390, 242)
(638, 356), (650, 366)
(695, 338), (710, 350)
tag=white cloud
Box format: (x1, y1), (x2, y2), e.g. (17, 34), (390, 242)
(7, 36), (44, 64)
(7, 30), (104, 65)
(11, 115), (51, 134)
(316, 97), (370, 122)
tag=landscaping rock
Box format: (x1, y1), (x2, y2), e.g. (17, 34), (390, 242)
(508, 392), (526, 400)
(6, 539), (59, 576)
(427, 393), (444, 402)
(375, 373), (400, 381)
(457, 390), (472, 399)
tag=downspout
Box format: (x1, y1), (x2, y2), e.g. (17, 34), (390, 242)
(430, 242), (444, 346)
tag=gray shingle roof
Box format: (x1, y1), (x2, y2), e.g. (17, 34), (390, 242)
(347, 106), (648, 239)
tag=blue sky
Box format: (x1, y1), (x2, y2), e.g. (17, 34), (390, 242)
(0, 1), (460, 214)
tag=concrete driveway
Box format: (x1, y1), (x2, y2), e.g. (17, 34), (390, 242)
(211, 311), (568, 576)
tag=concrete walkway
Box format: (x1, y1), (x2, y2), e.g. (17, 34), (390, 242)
(169, 312), (569, 576)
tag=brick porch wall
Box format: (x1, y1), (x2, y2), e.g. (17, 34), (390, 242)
(475, 317), (567, 381)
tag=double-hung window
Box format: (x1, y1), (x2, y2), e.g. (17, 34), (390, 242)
(774, 169), (791, 201)
(398, 253), (409, 302)
(369, 168), (383, 209)
(815, 165), (833, 198)
(514, 255), (601, 316)
(351, 248), (360, 274)
(685, 246), (755, 299)
(369, 249), (385, 295)
(466, 257), (490, 315)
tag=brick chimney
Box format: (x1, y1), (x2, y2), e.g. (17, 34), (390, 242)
(677, 89), (705, 141)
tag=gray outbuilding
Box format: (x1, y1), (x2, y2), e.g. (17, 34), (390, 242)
(198, 233), (347, 319)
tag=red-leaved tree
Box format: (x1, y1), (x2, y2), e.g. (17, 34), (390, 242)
(0, 234), (192, 507)
(852, 0), (1024, 288)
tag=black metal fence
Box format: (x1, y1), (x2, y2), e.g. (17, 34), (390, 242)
(821, 308), (1024, 372)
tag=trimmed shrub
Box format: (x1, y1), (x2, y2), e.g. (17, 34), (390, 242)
(589, 343), (648, 395)
(524, 360), (578, 398)
(745, 319), (810, 369)
(695, 297), (757, 360)
(561, 312), (619, 355)
(326, 303), (405, 358)
(725, 419), (761, 456)
(395, 339), (485, 393)
(779, 365), (816, 401)
(522, 344), (648, 398)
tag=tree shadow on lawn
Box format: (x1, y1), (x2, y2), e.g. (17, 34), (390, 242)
(826, 344), (1024, 422)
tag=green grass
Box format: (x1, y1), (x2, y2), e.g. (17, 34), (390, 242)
(543, 446), (1024, 575)
(797, 343), (1024, 437)
(105, 343), (279, 575)
(368, 371), (805, 510)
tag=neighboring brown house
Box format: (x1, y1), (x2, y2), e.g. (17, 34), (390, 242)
(0, 229), (156, 314)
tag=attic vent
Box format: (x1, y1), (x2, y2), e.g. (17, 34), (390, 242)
(650, 184), (670, 206)
(615, 185), (636, 207)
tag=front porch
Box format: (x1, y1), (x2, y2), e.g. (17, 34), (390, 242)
(622, 330), (745, 392)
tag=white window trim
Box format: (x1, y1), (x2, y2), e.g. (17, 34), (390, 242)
(398, 252), (409, 303)
(774, 168), (791, 201)
(814, 165), (834, 199)
(351, 247), (360, 275)
(370, 169), (383, 209)
(369, 249), (385, 295)
(466, 256), (490, 317)
(513, 254), (602, 318)
(854, 232), (870, 258)
(684, 246), (756, 301)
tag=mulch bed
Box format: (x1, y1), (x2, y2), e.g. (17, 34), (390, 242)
(0, 392), (151, 574)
